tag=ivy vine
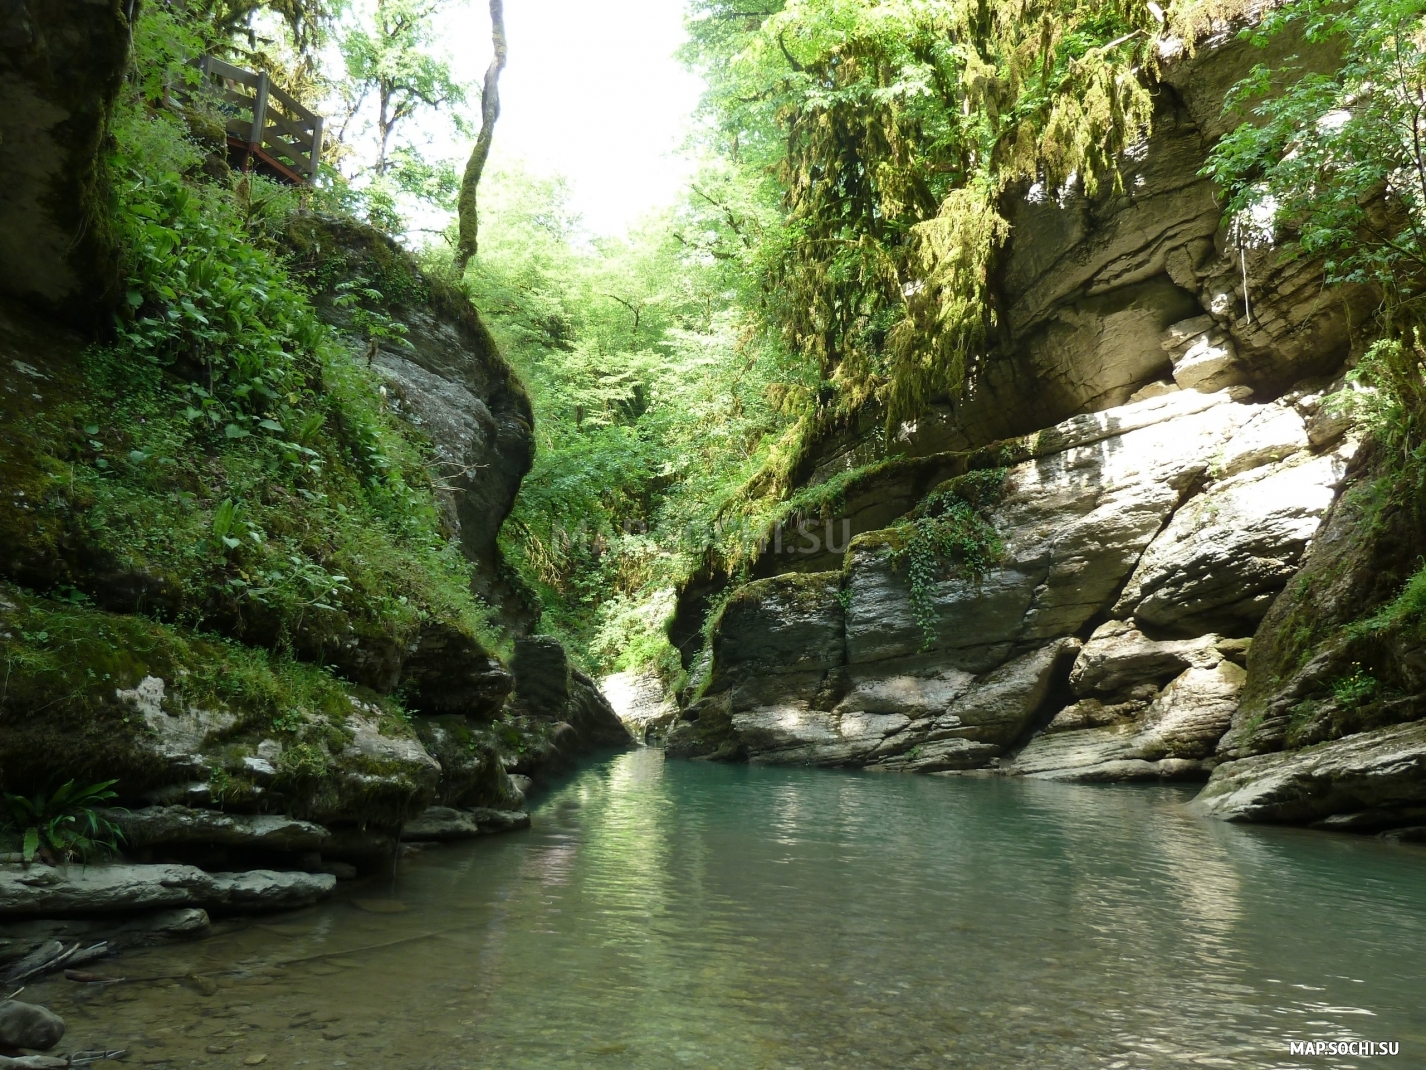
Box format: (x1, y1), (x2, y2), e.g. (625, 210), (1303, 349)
(889, 468), (1007, 649)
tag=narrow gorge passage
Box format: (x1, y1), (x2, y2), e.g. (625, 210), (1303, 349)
(4, 0), (1426, 1067)
(21, 752), (1426, 1070)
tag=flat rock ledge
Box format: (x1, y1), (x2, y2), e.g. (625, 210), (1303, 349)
(102, 807), (329, 852)
(400, 806), (531, 841)
(1193, 720), (1426, 824)
(0, 864), (335, 917)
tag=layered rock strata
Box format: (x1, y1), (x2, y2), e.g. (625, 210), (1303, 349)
(668, 389), (1356, 780)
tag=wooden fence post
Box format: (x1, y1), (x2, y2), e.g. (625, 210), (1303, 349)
(247, 70), (270, 173)
(309, 115), (324, 178)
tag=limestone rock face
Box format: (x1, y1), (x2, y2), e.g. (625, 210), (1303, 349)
(602, 669), (678, 741)
(1006, 660), (1246, 781)
(1115, 450), (1350, 634)
(0, 863), (336, 916)
(510, 635), (633, 753)
(675, 386), (1348, 779)
(1195, 721), (1426, 824)
(293, 217), (536, 634)
(1068, 621), (1222, 697)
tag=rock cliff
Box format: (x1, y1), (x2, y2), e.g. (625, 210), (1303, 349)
(667, 20), (1424, 835)
(0, 9), (628, 895)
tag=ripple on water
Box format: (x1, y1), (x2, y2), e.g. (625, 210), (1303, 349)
(23, 749), (1426, 1069)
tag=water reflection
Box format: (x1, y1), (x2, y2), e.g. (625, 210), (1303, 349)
(22, 750), (1426, 1069)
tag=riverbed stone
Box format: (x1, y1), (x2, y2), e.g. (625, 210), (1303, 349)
(0, 1001), (63, 1051)
(0, 864), (336, 917)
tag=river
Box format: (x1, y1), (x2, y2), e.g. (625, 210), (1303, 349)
(25, 749), (1426, 1068)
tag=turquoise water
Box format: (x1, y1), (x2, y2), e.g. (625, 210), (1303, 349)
(28, 748), (1426, 1068)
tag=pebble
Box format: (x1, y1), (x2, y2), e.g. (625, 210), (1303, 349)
(244, 1056), (268, 1065)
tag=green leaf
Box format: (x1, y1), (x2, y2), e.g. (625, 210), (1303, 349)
(224, 423), (250, 439)
(259, 419), (285, 432)
(22, 827), (39, 864)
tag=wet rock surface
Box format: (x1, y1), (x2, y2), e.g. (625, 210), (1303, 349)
(0, 1000), (64, 1051)
(103, 808), (329, 854)
(400, 806), (531, 841)
(0, 865), (336, 917)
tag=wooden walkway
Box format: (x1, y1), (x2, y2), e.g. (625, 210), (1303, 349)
(191, 57), (324, 185)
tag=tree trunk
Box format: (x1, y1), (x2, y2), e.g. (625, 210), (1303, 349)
(454, 0), (507, 271)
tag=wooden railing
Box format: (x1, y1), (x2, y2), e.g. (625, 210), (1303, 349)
(190, 56), (324, 185)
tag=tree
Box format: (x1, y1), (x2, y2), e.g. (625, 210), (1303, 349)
(1206, 0), (1426, 444)
(455, 0), (509, 270)
(336, 0), (466, 176)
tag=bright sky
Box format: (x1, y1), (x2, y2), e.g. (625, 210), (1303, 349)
(435, 0), (705, 236)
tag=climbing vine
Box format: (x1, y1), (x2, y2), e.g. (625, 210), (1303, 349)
(888, 468), (1007, 646)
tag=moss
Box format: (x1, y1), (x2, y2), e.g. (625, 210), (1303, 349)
(0, 584), (410, 797)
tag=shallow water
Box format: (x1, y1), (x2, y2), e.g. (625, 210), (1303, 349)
(24, 749), (1426, 1069)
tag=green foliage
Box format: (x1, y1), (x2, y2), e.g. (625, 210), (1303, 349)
(1206, 0), (1426, 461)
(888, 469), (1007, 646)
(0, 0), (505, 709)
(464, 163), (805, 670)
(685, 0), (1158, 435)
(334, 0), (469, 223)
(3, 780), (125, 865)
(1331, 663), (1380, 708)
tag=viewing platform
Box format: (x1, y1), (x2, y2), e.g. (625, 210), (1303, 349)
(190, 56), (324, 185)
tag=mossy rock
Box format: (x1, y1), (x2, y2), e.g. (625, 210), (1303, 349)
(0, 586), (438, 825)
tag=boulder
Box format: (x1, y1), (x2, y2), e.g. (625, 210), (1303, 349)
(104, 807), (328, 853)
(415, 716), (524, 810)
(1194, 720), (1426, 824)
(0, 1000), (63, 1051)
(868, 640), (1080, 772)
(602, 668), (678, 741)
(1007, 660), (1244, 781)
(0, 864), (335, 916)
(510, 636), (632, 752)
(1068, 620), (1222, 698)
(1114, 450), (1350, 634)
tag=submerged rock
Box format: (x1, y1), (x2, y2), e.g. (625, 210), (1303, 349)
(400, 806), (530, 841)
(0, 864), (335, 917)
(0, 1000), (64, 1051)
